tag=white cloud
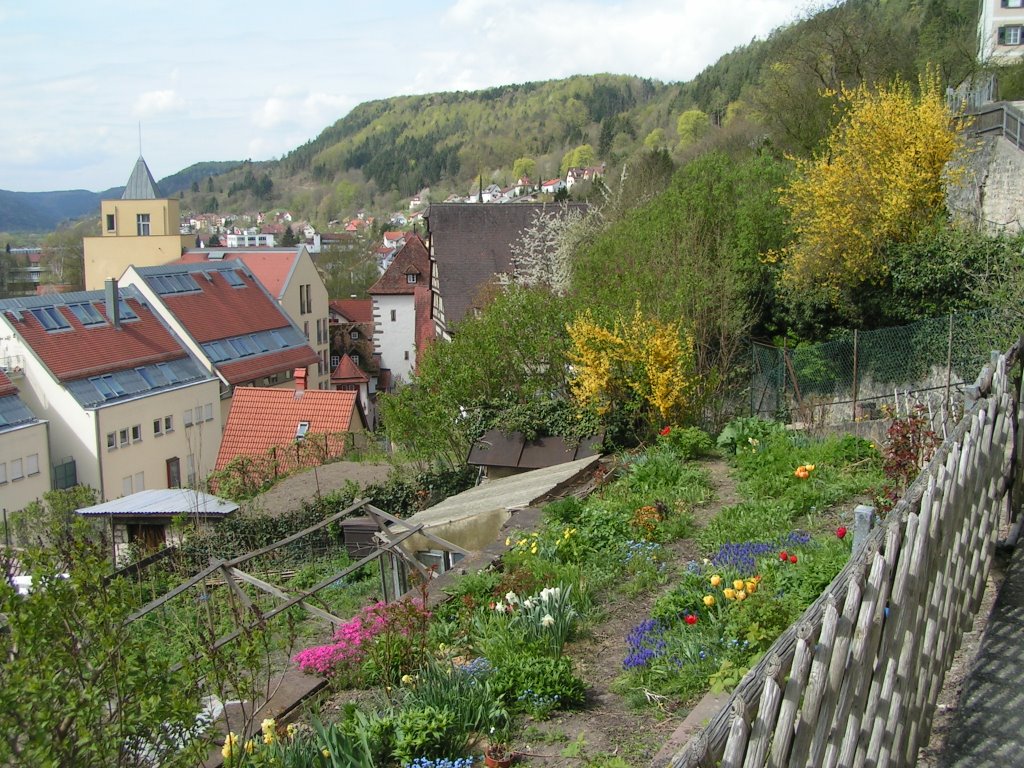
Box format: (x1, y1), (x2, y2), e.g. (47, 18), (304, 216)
(134, 89), (186, 117)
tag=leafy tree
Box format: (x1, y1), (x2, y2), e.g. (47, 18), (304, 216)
(9, 485), (99, 547)
(379, 286), (574, 465)
(0, 536), (208, 766)
(643, 128), (667, 151)
(559, 144), (596, 176)
(676, 109), (711, 148)
(512, 157), (536, 180)
(40, 219), (95, 290)
(775, 73), (965, 301)
(508, 204), (594, 295)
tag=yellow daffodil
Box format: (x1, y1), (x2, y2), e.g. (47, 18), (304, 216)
(505, 537), (511, 546)
(222, 733), (239, 760)
(244, 739), (255, 755)
(703, 595), (715, 607)
(323, 748), (331, 758)
(710, 574), (722, 587)
(401, 673), (415, 685)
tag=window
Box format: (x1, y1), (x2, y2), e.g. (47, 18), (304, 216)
(407, 273), (418, 284)
(350, 330), (359, 341)
(295, 421), (310, 440)
(119, 428), (129, 447)
(299, 284), (308, 315)
(304, 284), (312, 313)
(122, 475), (133, 496)
(390, 309), (397, 322)
(316, 319), (322, 345)
(153, 418), (163, 436)
(330, 355), (340, 369)
(303, 321), (310, 340)
(26, 454), (39, 476)
(404, 350), (410, 360)
(131, 424), (142, 443)
(222, 269), (245, 287)
(1003, 0), (1024, 8)
(136, 213), (151, 236)
(134, 471), (145, 491)
(107, 431), (117, 450)
(352, 353), (360, 365)
(11, 458), (23, 481)
(68, 302), (104, 326)
(184, 408), (194, 427)
(204, 403), (214, 422)
(157, 362), (180, 383)
(1000, 25), (1024, 45)
(106, 213), (115, 232)
(92, 374), (126, 400)
(0, 462), (5, 484)
(164, 415), (173, 433)
(29, 306), (70, 331)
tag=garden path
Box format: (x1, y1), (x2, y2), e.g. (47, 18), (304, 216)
(513, 457), (740, 766)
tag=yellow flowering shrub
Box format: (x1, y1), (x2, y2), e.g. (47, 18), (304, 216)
(566, 306), (699, 429)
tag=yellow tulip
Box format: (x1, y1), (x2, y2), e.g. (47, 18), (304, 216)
(736, 590), (747, 601)
(710, 574), (722, 587)
(806, 464), (815, 471)
(723, 588), (736, 600)
(746, 581), (758, 594)
(733, 579), (745, 591)
(703, 595), (716, 607)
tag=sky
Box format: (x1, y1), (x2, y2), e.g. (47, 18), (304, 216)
(0, 0), (804, 193)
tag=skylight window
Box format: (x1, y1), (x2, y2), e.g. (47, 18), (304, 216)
(222, 270), (245, 287)
(150, 273), (200, 295)
(203, 342), (230, 363)
(228, 337), (255, 356)
(29, 306), (70, 332)
(118, 300), (138, 320)
(68, 302), (105, 326)
(91, 374), (126, 400)
(295, 422), (310, 440)
(157, 362), (180, 384)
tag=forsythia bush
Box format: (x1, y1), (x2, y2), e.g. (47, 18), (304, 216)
(776, 71), (967, 295)
(566, 307), (699, 430)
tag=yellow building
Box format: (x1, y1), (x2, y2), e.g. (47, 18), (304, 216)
(83, 157), (193, 290)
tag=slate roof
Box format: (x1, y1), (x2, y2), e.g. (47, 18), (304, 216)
(423, 203), (588, 329)
(330, 354), (370, 386)
(76, 488), (238, 518)
(0, 371), (40, 432)
(368, 235), (430, 295)
(215, 387), (364, 471)
(176, 247), (306, 301)
(329, 298), (373, 324)
(122, 156), (162, 200)
(0, 287), (212, 407)
(129, 263), (318, 385)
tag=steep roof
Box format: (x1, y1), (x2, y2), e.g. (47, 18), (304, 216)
(330, 354), (370, 386)
(0, 370), (41, 432)
(176, 247), (306, 301)
(423, 203), (588, 329)
(128, 262), (318, 386)
(368, 235), (431, 296)
(122, 156), (162, 200)
(215, 387), (364, 471)
(329, 298), (373, 324)
(0, 287), (209, 407)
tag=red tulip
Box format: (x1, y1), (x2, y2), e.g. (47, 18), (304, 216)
(779, 551), (788, 561)
(837, 526), (848, 539)
(789, 554), (798, 564)
(660, 426), (671, 436)
(684, 614), (698, 625)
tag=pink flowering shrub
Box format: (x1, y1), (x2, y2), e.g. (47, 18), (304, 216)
(292, 601), (388, 676)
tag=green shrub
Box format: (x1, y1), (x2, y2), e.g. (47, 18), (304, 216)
(716, 417), (784, 454)
(697, 501), (795, 553)
(490, 655), (586, 716)
(660, 426), (714, 459)
(392, 705), (460, 764)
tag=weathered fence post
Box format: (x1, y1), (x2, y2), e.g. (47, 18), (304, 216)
(853, 505), (874, 558)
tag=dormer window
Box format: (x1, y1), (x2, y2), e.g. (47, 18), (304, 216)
(407, 273), (418, 284)
(350, 330), (359, 341)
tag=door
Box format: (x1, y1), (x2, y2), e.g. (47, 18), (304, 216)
(166, 457), (181, 488)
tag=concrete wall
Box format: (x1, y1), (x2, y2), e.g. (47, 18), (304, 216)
(950, 134), (1024, 232)
(278, 252), (330, 390)
(373, 294), (416, 383)
(0, 420), (51, 513)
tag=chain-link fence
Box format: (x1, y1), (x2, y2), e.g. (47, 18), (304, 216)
(751, 311), (1008, 431)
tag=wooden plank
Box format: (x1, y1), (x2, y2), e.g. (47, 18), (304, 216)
(743, 654), (785, 768)
(787, 595), (841, 767)
(769, 623), (816, 768)
(229, 567), (345, 626)
(722, 695), (751, 768)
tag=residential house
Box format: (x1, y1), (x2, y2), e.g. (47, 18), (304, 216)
(368, 235), (434, 385)
(82, 156), (194, 290)
(382, 231), (407, 250)
(0, 370), (50, 512)
(0, 283), (222, 501)
(214, 384), (366, 476)
(118, 262), (319, 425)
(423, 202), (589, 339)
(77, 488), (238, 562)
(225, 231), (276, 248)
(330, 355), (373, 427)
(174, 246), (331, 389)
(979, 0), (1024, 61)
(541, 178), (567, 194)
(511, 177), (533, 197)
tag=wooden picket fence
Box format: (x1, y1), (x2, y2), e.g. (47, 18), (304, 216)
(667, 344), (1023, 768)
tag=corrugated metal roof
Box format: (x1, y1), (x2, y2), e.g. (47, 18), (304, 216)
(76, 488), (238, 517)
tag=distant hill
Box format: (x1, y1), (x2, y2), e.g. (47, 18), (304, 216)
(0, 160), (241, 232)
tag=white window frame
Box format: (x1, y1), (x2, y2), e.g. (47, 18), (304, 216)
(11, 458), (23, 481)
(154, 418), (163, 437)
(204, 403), (214, 422)
(131, 424), (142, 443)
(184, 408), (194, 427)
(107, 431), (118, 450)
(119, 428), (130, 448)
(136, 213), (151, 236)
(26, 454), (39, 476)
(407, 273), (418, 284)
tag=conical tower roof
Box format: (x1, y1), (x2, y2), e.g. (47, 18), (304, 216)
(121, 156), (162, 200)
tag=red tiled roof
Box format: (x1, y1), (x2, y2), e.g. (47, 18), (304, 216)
(368, 235), (431, 295)
(329, 299), (373, 324)
(217, 346), (318, 386)
(215, 386), (362, 471)
(0, 370), (17, 397)
(4, 297), (187, 382)
(156, 268), (292, 343)
(330, 354), (369, 385)
(176, 249), (300, 301)
(383, 231), (405, 240)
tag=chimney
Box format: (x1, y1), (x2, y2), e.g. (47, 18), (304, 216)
(104, 277), (121, 329)
(294, 367), (307, 393)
